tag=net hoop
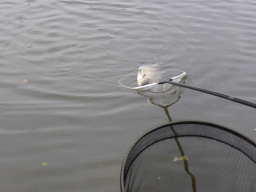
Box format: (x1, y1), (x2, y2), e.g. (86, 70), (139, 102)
(119, 69), (187, 92)
(120, 120), (256, 192)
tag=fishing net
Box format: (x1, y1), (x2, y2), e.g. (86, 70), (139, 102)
(119, 68), (187, 107)
(120, 121), (256, 192)
(119, 69), (186, 93)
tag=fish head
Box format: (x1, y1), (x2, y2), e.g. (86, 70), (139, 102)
(138, 77), (149, 86)
(137, 67), (149, 86)
(137, 64), (161, 86)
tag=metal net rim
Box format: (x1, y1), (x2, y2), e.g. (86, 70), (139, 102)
(119, 69), (187, 90)
(120, 120), (256, 192)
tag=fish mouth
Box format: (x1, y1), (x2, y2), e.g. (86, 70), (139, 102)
(138, 78), (149, 86)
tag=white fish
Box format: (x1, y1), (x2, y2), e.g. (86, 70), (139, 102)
(137, 64), (162, 86)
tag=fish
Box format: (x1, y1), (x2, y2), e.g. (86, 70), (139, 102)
(137, 64), (162, 86)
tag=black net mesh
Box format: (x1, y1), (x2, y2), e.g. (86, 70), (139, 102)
(120, 121), (256, 192)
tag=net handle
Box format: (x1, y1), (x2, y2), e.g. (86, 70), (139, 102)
(158, 79), (256, 109)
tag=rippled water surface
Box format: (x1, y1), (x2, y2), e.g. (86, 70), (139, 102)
(1, 0), (256, 191)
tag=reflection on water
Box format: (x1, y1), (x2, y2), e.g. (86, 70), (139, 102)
(135, 76), (197, 192)
(1, 0), (256, 191)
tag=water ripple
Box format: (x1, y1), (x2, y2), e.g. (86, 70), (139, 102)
(1, 1), (256, 191)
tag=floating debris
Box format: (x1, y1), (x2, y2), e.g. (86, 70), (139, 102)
(172, 155), (188, 162)
(17, 79), (28, 83)
(42, 162), (47, 166)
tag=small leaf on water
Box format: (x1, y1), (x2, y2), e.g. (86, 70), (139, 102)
(42, 162), (47, 166)
(172, 155), (188, 162)
(172, 156), (179, 162)
(22, 79), (28, 83)
(182, 155), (188, 161)
(17, 79), (28, 83)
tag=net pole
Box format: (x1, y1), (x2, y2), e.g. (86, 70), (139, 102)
(158, 80), (256, 109)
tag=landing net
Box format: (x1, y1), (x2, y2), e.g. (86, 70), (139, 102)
(119, 69), (187, 93)
(120, 121), (256, 192)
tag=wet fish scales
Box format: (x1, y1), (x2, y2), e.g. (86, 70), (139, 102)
(137, 64), (162, 86)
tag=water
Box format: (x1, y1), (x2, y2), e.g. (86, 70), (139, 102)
(1, 0), (256, 191)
